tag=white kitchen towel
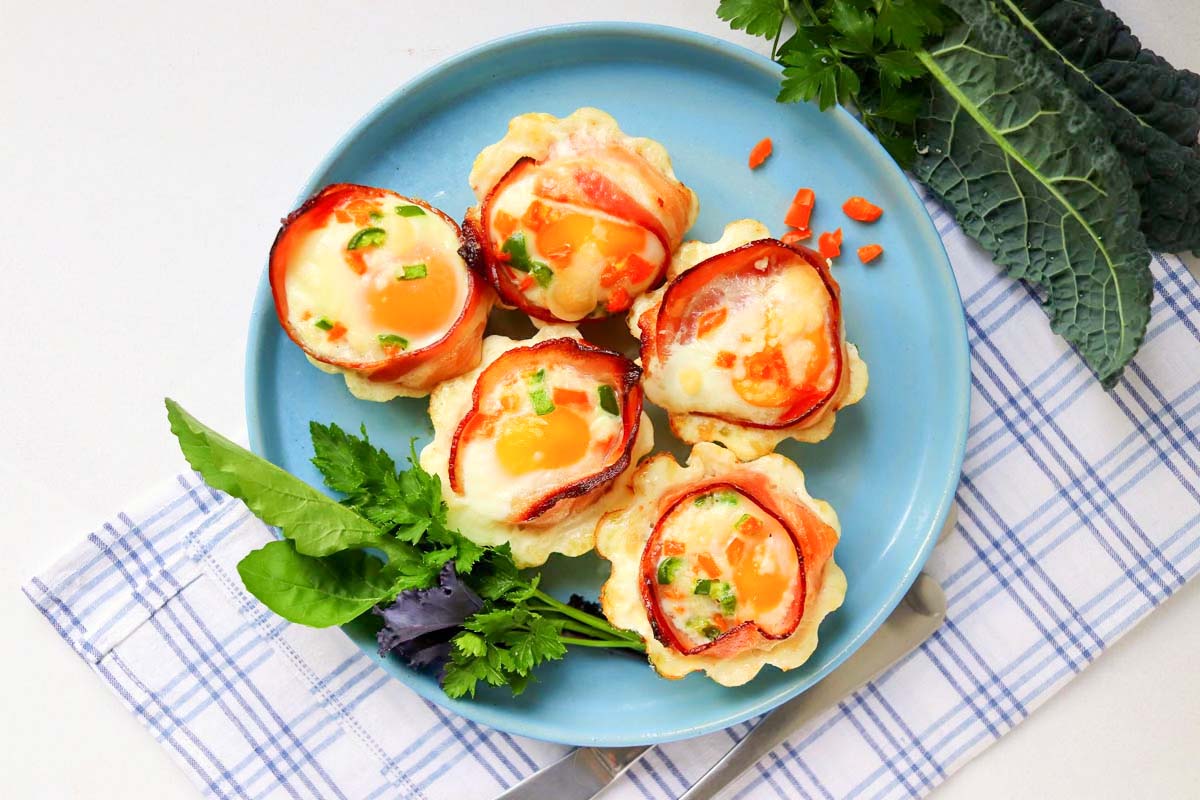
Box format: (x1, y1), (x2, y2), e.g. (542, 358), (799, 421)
(24, 206), (1200, 799)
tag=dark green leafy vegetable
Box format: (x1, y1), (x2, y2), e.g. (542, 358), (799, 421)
(914, 0), (1152, 386)
(1007, 0), (1200, 147)
(347, 227), (387, 250)
(237, 540), (392, 627)
(166, 401), (643, 699)
(167, 399), (383, 557)
(765, 0), (951, 165)
(998, 0), (1200, 252)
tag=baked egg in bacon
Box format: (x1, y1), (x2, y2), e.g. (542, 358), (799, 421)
(270, 183), (494, 401)
(420, 325), (653, 567)
(597, 442), (846, 686)
(629, 219), (868, 459)
(461, 108), (699, 323)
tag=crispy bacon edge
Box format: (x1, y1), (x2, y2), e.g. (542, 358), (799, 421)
(642, 238), (847, 430)
(459, 156), (674, 323)
(447, 337), (644, 523)
(269, 183), (493, 385)
(638, 481), (807, 657)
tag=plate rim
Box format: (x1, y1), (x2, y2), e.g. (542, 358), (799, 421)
(245, 20), (970, 746)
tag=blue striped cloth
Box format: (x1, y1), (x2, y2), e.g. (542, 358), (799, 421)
(24, 204), (1200, 799)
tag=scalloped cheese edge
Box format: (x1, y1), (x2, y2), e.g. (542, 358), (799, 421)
(419, 324), (654, 568)
(596, 442), (847, 686)
(628, 219), (868, 460)
(468, 107), (694, 206)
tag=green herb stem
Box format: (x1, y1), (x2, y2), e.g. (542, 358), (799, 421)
(560, 636), (646, 651)
(530, 589), (640, 642)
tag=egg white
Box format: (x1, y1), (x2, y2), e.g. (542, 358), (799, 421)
(630, 219), (868, 460)
(420, 325), (654, 567)
(596, 442), (846, 686)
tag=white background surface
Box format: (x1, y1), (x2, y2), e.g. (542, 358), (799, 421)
(3, 1), (1198, 797)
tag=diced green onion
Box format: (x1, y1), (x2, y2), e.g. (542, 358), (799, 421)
(528, 368), (546, 385)
(597, 384), (619, 416)
(687, 617), (721, 640)
(656, 556), (682, 585)
(529, 388), (555, 416)
(501, 233), (533, 272)
(735, 513), (753, 529)
(715, 582), (737, 615)
(501, 233), (552, 281)
(531, 262), (554, 288)
(395, 205), (425, 217)
(314, 317), (334, 331)
(377, 334), (409, 349)
(693, 578), (713, 596)
(398, 263), (428, 280)
(369, 210), (384, 221)
(694, 489), (740, 507)
(347, 226), (387, 250)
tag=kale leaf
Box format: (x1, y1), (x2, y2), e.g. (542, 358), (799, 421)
(999, 0), (1200, 252)
(914, 0), (1152, 386)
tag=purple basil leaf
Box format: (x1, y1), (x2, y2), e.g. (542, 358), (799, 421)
(374, 562), (482, 658)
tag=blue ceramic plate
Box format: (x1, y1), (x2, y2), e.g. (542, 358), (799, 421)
(246, 23), (969, 747)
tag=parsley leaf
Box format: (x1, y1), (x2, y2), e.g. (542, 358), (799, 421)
(169, 404), (646, 700)
(716, 0), (787, 40)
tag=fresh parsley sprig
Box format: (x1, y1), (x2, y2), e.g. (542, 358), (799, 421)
(165, 399), (642, 700)
(718, 0), (951, 164)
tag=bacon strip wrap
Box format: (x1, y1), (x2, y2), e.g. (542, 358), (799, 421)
(638, 471), (837, 658)
(463, 149), (693, 323)
(270, 183), (492, 387)
(447, 337), (644, 523)
(645, 238), (847, 430)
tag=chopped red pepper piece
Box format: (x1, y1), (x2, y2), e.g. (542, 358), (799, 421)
(552, 387), (590, 406)
(748, 137), (773, 169)
(784, 188), (815, 230)
(327, 323), (347, 341)
(781, 229), (811, 245)
(696, 307), (728, 338)
(857, 243), (884, 264)
(714, 350), (736, 368)
(817, 228), (842, 260)
(608, 286), (632, 312)
(842, 196), (883, 222)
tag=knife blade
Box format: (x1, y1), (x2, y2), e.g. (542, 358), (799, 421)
(495, 572), (946, 800)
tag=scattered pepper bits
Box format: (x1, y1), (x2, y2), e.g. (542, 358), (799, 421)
(818, 228), (843, 260)
(748, 137), (773, 169)
(857, 244), (884, 264)
(843, 196), (883, 222)
(785, 188), (815, 230)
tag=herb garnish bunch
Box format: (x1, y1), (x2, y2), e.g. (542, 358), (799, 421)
(166, 399), (642, 699)
(719, 0), (1200, 387)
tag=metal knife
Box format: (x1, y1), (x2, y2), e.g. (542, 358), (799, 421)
(495, 573), (947, 800)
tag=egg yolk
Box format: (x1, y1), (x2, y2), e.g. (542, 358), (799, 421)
(535, 211), (646, 266)
(495, 407), (591, 475)
(364, 254), (460, 338)
(725, 516), (793, 615)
